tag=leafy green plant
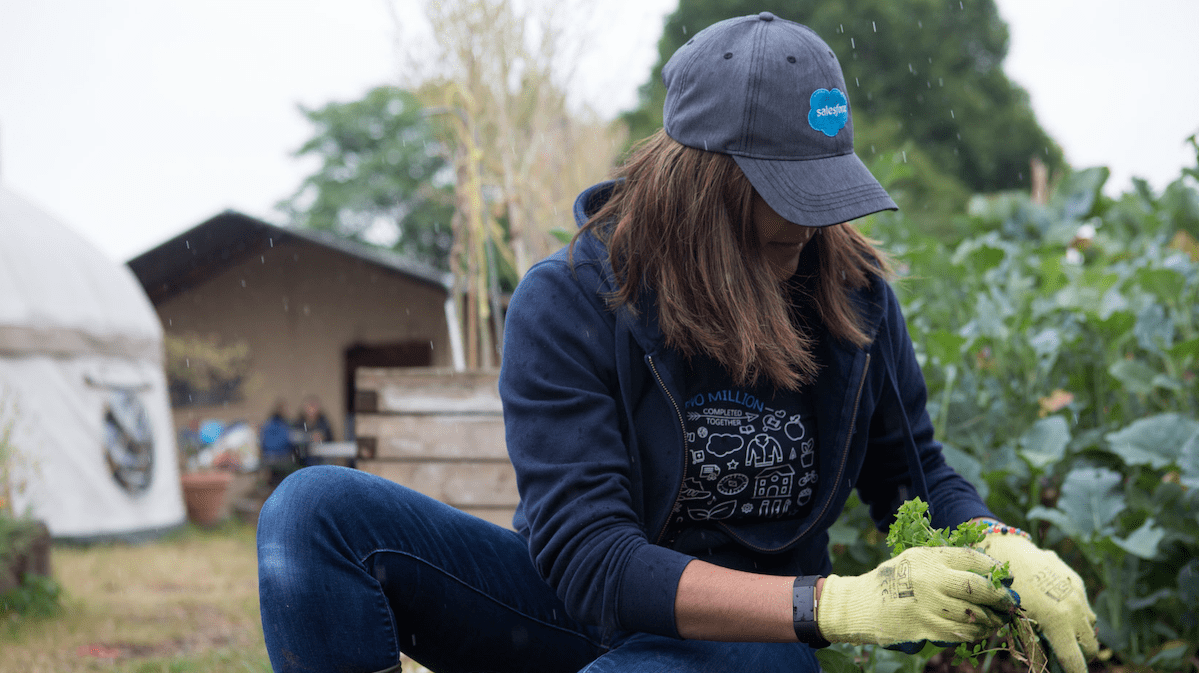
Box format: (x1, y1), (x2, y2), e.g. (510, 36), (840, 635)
(886, 498), (1044, 673)
(833, 141), (1199, 671)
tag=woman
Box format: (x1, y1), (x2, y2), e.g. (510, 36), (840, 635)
(257, 13), (1098, 673)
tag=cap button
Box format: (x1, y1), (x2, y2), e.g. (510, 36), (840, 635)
(759, 11), (775, 21)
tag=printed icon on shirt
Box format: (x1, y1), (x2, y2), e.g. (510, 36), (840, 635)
(687, 501), (738, 521)
(762, 409), (785, 432)
(800, 439), (815, 468)
(785, 414), (807, 441)
(679, 478), (712, 501)
(797, 487), (813, 507)
(758, 498), (791, 517)
(699, 464), (721, 481)
(753, 465), (795, 499)
(717, 473), (749, 496)
(747, 433), (783, 467)
(705, 433), (743, 458)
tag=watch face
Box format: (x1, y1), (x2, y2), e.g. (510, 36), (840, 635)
(104, 390), (155, 495)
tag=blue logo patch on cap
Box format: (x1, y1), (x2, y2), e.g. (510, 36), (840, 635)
(808, 88), (849, 137)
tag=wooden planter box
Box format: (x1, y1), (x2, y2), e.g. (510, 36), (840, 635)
(354, 369), (518, 529)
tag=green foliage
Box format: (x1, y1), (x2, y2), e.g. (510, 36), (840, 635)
(1, 573), (61, 623)
(830, 144), (1199, 670)
(277, 86), (455, 270)
(884, 497), (990, 556)
(624, 0), (1063, 194)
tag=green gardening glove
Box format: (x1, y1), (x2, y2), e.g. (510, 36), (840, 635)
(818, 546), (1018, 648)
(976, 531), (1099, 673)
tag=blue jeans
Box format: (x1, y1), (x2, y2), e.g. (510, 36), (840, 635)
(257, 466), (820, 673)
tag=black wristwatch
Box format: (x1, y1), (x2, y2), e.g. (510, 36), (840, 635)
(792, 575), (831, 648)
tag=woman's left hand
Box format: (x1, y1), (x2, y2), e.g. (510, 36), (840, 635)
(976, 531), (1099, 673)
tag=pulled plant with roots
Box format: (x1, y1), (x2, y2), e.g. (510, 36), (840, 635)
(886, 498), (1049, 673)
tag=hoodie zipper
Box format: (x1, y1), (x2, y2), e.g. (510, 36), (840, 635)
(648, 354), (688, 546)
(716, 353), (872, 553)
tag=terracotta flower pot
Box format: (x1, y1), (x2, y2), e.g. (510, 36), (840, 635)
(180, 471), (234, 526)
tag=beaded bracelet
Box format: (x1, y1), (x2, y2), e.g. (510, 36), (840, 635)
(976, 518), (1032, 541)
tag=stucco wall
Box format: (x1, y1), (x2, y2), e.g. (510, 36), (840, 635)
(154, 239), (452, 438)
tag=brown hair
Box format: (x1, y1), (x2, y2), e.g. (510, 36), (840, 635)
(577, 130), (891, 391)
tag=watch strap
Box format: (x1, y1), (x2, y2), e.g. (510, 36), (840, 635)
(792, 575), (831, 648)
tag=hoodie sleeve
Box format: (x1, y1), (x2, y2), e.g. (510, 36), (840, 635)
(498, 255), (693, 638)
(856, 281), (995, 531)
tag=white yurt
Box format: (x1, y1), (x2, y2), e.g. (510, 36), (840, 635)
(0, 184), (185, 541)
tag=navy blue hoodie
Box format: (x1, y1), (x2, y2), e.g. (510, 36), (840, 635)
(498, 181), (993, 640)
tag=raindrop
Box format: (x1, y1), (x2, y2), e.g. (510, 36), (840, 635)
(902, 151), (908, 163)
(918, 20), (923, 28)
(168, 319), (172, 326)
(855, 77), (859, 87)
(682, 25), (687, 34)
(926, 81), (931, 89)
(872, 21), (877, 32)
(908, 63), (914, 74)
(850, 37), (855, 49)
(185, 240), (190, 249)
(186, 358), (190, 367)
(261, 255), (265, 263)
(939, 78), (944, 87)
(870, 145), (876, 154)
(960, 1), (964, 7)
(241, 279), (246, 287)
(553, 609), (557, 620)
(704, 140), (708, 151)
(412, 635), (416, 646)
(950, 109), (955, 118)
(269, 238), (274, 247)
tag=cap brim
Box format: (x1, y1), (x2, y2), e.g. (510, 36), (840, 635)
(734, 152), (898, 228)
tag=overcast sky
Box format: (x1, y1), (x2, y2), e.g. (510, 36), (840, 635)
(1, 0), (1197, 263)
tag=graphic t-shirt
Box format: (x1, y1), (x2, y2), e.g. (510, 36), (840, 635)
(674, 354), (819, 527)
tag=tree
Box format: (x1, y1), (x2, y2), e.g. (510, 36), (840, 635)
(624, 0), (1064, 195)
(277, 86), (455, 270)
(393, 0), (626, 368)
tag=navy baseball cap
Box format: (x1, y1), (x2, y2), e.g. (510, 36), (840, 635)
(662, 12), (897, 227)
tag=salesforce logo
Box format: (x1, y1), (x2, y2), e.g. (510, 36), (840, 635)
(807, 88), (849, 137)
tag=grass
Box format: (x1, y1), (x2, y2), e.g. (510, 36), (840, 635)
(1, 517), (436, 673)
(1, 519), (270, 673)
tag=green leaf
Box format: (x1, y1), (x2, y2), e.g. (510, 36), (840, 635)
(1054, 467), (1125, 537)
(925, 329), (967, 365)
(1112, 518), (1165, 559)
(1028, 328), (1063, 360)
(1027, 505), (1079, 537)
(1179, 431), (1199, 489)
(1019, 416), (1071, 470)
(1108, 359), (1160, 396)
(1168, 335), (1199, 359)
(1134, 267), (1187, 299)
(1104, 413), (1199, 469)
(1134, 303), (1175, 353)
(815, 647), (864, 673)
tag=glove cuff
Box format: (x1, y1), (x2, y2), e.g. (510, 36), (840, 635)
(814, 573), (871, 645)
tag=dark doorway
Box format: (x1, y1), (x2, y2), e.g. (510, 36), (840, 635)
(343, 341), (433, 418)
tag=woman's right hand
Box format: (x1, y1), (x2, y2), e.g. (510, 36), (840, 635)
(817, 546), (1018, 649)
